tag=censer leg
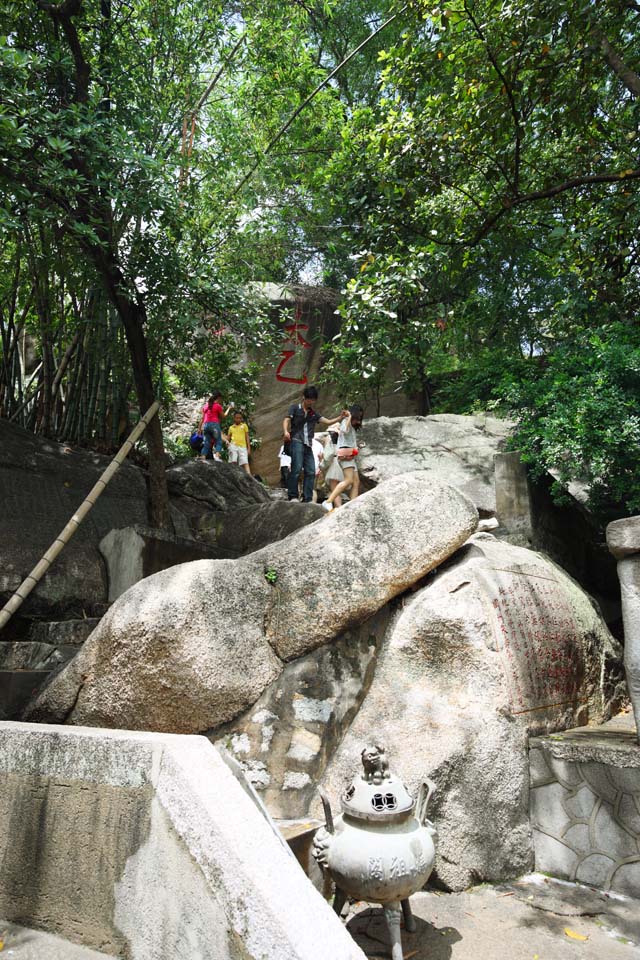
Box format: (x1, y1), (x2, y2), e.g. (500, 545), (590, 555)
(333, 886), (348, 919)
(401, 897), (416, 933)
(383, 901), (403, 960)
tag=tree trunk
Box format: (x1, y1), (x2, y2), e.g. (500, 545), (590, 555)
(419, 374), (432, 416)
(91, 247), (172, 531)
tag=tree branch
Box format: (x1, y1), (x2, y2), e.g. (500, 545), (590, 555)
(36, 0), (90, 104)
(463, 0), (521, 193)
(472, 169), (640, 244)
(598, 32), (640, 98)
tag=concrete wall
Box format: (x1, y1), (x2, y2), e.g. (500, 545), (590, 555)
(530, 717), (640, 898)
(0, 722), (365, 960)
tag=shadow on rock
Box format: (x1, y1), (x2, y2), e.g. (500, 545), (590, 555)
(347, 906), (461, 959)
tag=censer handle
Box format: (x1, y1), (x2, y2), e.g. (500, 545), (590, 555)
(318, 788), (335, 834)
(416, 778), (436, 825)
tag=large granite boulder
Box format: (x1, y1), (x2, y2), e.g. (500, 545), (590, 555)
(316, 534), (623, 891)
(24, 473), (478, 732)
(357, 413), (514, 515)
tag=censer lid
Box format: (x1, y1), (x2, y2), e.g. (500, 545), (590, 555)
(340, 745), (414, 823)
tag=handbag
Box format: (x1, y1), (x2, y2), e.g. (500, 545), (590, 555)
(337, 446), (358, 461)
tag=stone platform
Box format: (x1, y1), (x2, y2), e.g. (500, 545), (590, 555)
(530, 711), (640, 897)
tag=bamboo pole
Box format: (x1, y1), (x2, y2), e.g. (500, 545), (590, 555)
(0, 400), (160, 632)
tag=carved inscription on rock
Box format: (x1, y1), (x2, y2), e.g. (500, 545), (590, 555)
(477, 566), (585, 713)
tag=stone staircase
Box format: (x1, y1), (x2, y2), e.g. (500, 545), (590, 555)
(0, 614), (104, 720)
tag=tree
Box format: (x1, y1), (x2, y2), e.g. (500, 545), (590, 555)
(319, 0), (640, 511)
(0, 0), (312, 523)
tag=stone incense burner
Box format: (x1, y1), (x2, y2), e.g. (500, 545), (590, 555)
(313, 744), (437, 960)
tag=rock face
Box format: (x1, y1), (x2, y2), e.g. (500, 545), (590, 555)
(0, 420), (315, 623)
(213, 608), (390, 818)
(357, 414), (513, 515)
(245, 285), (421, 484)
(196, 501), (324, 556)
(317, 535), (622, 891)
(24, 474), (478, 733)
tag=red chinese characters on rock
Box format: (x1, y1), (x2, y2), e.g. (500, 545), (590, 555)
(275, 307), (312, 385)
(481, 569), (584, 713)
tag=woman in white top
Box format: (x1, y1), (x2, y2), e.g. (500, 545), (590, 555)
(322, 405), (364, 511)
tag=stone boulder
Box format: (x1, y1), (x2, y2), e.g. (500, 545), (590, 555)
(0, 419), (149, 619)
(196, 501), (324, 556)
(24, 473), (478, 733)
(357, 413), (514, 515)
(316, 534), (623, 891)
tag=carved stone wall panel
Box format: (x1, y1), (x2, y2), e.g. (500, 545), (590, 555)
(530, 721), (640, 898)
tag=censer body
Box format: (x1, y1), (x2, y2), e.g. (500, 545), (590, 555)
(313, 745), (437, 960)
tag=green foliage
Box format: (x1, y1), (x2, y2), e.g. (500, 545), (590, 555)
(503, 323), (640, 521)
(163, 435), (193, 464)
(435, 323), (640, 520)
(264, 567), (278, 585)
(1, 0), (639, 524)
(318, 0), (640, 514)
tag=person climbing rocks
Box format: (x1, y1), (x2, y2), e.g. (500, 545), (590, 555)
(199, 391), (233, 461)
(321, 428), (344, 501)
(225, 409), (251, 475)
(282, 385), (347, 503)
(322, 405), (364, 511)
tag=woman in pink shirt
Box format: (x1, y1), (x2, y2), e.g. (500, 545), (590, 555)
(199, 391), (232, 461)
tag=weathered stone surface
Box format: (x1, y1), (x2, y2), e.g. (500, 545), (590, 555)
(606, 515), (640, 559)
(166, 458), (270, 514)
(0, 641), (76, 672)
(99, 524), (231, 602)
(356, 413), (513, 515)
(213, 608), (389, 818)
(259, 472), (478, 662)
(26, 558), (281, 733)
(25, 474), (478, 733)
(317, 535), (622, 891)
(0, 722), (365, 960)
(494, 451), (532, 544)
(196, 501), (324, 556)
(29, 618), (100, 647)
(613, 556), (640, 742)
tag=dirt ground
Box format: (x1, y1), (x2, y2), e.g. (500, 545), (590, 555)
(348, 874), (640, 960)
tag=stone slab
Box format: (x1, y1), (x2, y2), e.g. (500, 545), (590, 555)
(0, 919), (110, 959)
(99, 524), (230, 602)
(0, 722), (365, 960)
(494, 451), (532, 544)
(607, 516), (640, 559)
(355, 414), (513, 515)
(531, 711), (640, 766)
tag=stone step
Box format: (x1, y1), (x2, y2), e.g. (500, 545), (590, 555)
(0, 640), (79, 671)
(0, 919), (114, 959)
(29, 618), (101, 646)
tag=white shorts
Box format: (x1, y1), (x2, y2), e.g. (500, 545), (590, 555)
(229, 443), (249, 466)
